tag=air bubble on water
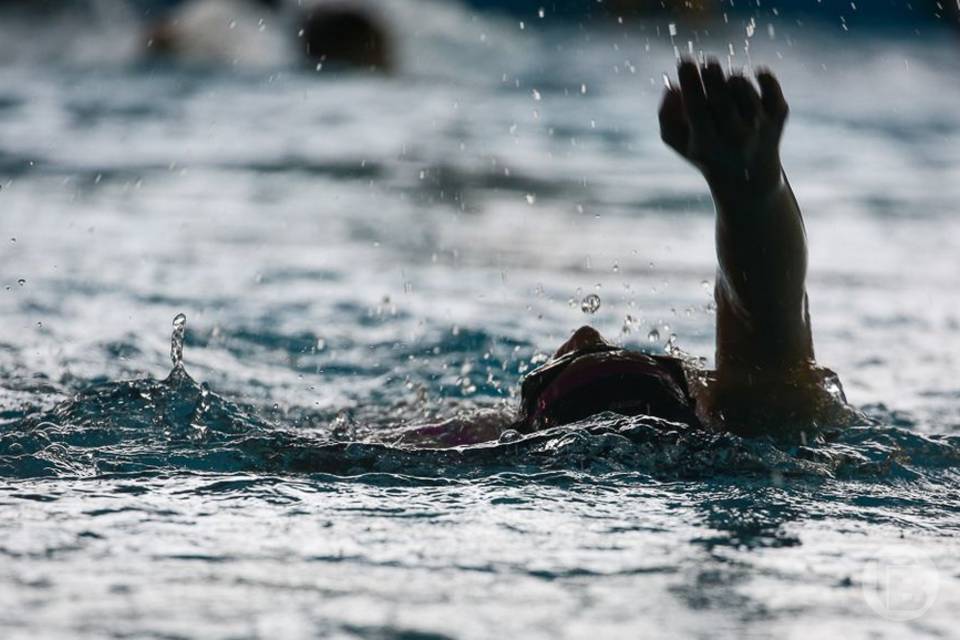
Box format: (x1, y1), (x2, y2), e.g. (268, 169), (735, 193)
(499, 429), (521, 444)
(580, 294), (601, 314)
(647, 328), (660, 343)
(171, 313), (187, 369)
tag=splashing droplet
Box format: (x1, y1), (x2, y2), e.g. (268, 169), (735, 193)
(171, 313), (187, 369)
(580, 294), (601, 314)
(499, 429), (521, 444)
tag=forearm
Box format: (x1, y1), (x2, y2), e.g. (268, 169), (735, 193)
(709, 169), (814, 374)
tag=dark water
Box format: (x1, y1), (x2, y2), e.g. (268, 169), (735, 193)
(1, 2), (959, 638)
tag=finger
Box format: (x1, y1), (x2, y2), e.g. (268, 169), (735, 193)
(727, 73), (761, 126)
(658, 86), (689, 156)
(756, 68), (789, 124)
(701, 58), (744, 136)
(676, 59), (712, 138)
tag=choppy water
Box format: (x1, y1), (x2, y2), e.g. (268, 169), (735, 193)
(2, 2), (960, 638)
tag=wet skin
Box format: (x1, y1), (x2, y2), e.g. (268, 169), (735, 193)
(522, 61), (857, 437)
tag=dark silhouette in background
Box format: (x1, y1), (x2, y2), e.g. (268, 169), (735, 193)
(300, 4), (392, 72)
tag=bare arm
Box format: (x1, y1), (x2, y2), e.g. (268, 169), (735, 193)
(659, 60), (813, 380)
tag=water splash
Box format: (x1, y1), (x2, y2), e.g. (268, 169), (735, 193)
(170, 313), (186, 370)
(580, 294), (601, 314)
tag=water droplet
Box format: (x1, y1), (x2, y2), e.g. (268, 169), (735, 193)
(668, 23), (677, 37)
(17, 279), (25, 286)
(746, 18), (756, 38)
(665, 333), (680, 355)
(531, 89), (541, 101)
(537, 7), (545, 18)
(647, 328), (660, 343)
(499, 429), (521, 444)
(171, 313), (187, 369)
(228, 20), (237, 29)
(580, 294), (601, 314)
(580, 83), (587, 94)
(9, 237), (15, 244)
(525, 193), (536, 205)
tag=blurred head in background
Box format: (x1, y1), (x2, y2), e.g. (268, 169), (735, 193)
(299, 4), (392, 73)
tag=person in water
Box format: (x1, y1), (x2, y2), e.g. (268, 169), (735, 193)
(145, 0), (392, 72)
(402, 61), (858, 447)
(516, 59), (858, 439)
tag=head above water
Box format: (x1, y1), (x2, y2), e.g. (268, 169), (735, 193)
(299, 5), (393, 73)
(516, 326), (700, 433)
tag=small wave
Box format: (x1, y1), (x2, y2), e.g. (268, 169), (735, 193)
(2, 317), (957, 482)
(3, 365), (958, 482)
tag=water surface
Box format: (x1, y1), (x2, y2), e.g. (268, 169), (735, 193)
(1, 4), (959, 638)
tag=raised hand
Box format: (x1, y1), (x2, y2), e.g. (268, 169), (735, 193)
(659, 58), (789, 200)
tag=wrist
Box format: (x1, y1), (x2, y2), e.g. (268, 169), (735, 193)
(704, 163), (786, 211)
